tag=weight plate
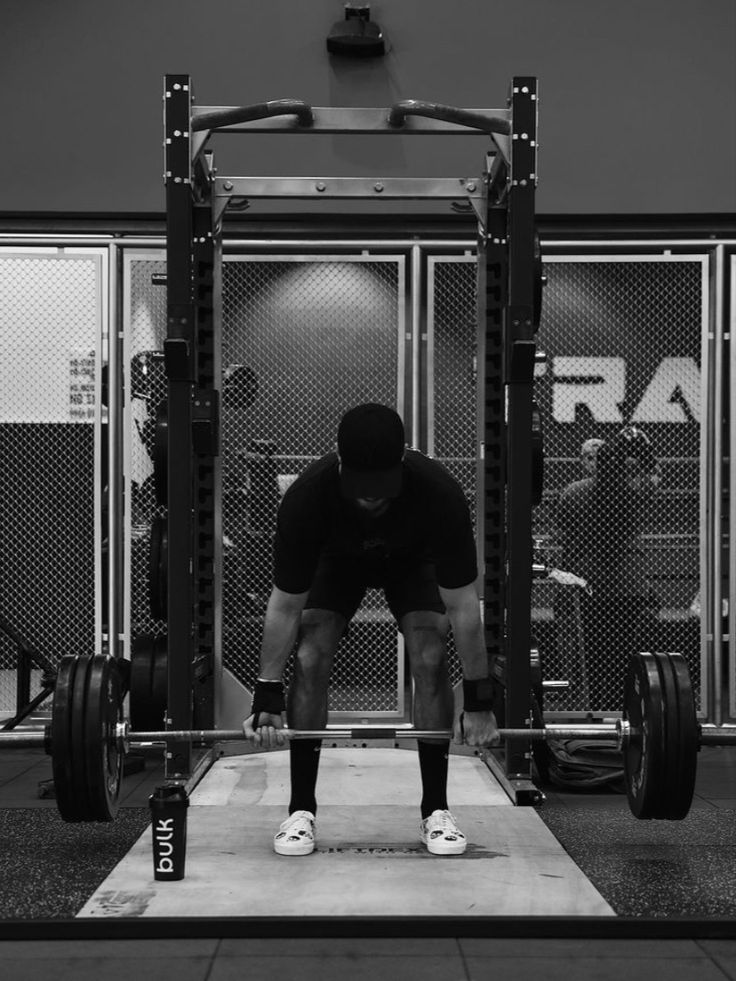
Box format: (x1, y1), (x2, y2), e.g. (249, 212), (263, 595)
(130, 634), (156, 731)
(658, 652), (698, 820)
(153, 400), (167, 508)
(651, 651), (680, 820)
(129, 633), (167, 731)
(148, 519), (160, 619)
(152, 634), (168, 727)
(83, 655), (123, 822)
(70, 653), (95, 821)
(530, 691), (550, 784)
(51, 655), (86, 822)
(148, 516), (168, 621)
(623, 652), (666, 819)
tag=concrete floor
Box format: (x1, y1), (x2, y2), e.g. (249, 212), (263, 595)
(3, 936), (736, 981)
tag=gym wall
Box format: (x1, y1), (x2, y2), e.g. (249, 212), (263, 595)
(1, 0), (734, 216)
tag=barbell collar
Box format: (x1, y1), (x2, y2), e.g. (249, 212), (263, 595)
(0, 730), (47, 749)
(699, 724), (736, 746)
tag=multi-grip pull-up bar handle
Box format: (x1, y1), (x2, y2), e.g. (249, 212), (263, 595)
(387, 100), (511, 135)
(192, 99), (314, 132)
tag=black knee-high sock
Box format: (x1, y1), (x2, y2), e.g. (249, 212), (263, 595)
(417, 740), (450, 819)
(288, 739), (322, 815)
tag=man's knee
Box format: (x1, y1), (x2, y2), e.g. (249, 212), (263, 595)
(402, 613), (449, 684)
(293, 610), (343, 683)
(403, 612), (448, 651)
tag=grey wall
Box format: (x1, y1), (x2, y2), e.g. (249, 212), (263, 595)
(2, 0), (734, 215)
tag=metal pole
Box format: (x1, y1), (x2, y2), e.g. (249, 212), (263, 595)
(164, 73), (197, 779)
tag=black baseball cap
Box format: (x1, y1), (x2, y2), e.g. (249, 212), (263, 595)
(337, 403), (405, 499)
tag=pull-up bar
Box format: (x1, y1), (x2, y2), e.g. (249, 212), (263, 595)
(191, 99), (510, 136)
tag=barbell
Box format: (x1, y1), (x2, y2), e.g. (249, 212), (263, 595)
(0, 650), (727, 824)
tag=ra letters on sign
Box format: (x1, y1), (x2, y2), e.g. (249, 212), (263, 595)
(550, 356), (700, 425)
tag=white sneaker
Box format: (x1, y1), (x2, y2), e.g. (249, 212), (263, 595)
(273, 810), (316, 856)
(420, 809), (467, 855)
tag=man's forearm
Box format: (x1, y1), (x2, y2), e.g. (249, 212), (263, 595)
(450, 618), (489, 681)
(440, 584), (490, 681)
(258, 588), (307, 680)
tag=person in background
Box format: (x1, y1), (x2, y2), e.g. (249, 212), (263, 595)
(580, 437), (605, 478)
(554, 426), (661, 711)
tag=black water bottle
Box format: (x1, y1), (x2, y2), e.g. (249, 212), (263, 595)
(149, 784), (189, 881)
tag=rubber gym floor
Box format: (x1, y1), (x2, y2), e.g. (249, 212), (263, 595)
(0, 736), (735, 980)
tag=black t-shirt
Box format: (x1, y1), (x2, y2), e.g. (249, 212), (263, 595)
(554, 475), (653, 594)
(273, 449), (477, 594)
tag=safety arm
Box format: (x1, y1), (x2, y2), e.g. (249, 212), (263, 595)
(257, 586), (309, 681)
(438, 582), (489, 681)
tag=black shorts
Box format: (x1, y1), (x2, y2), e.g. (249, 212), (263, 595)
(304, 553), (446, 624)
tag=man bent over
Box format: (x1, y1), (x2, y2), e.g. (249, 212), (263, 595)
(243, 403), (498, 855)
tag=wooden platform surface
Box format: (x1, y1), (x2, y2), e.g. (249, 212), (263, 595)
(78, 749), (614, 919)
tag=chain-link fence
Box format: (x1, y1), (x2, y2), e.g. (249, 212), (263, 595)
(425, 253), (706, 717)
(124, 254), (407, 717)
(0, 251), (102, 716)
(122, 248), (708, 723)
(123, 255), (168, 651)
(533, 256), (706, 716)
(427, 256), (479, 689)
(0, 243), (711, 728)
(221, 257), (405, 716)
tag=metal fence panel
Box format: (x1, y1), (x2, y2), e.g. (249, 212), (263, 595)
(124, 253), (406, 718)
(426, 252), (707, 717)
(0, 240), (717, 730)
(534, 255), (707, 716)
(221, 257), (405, 717)
(427, 256), (479, 689)
(122, 253), (168, 654)
(0, 250), (103, 715)
(122, 245), (710, 724)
